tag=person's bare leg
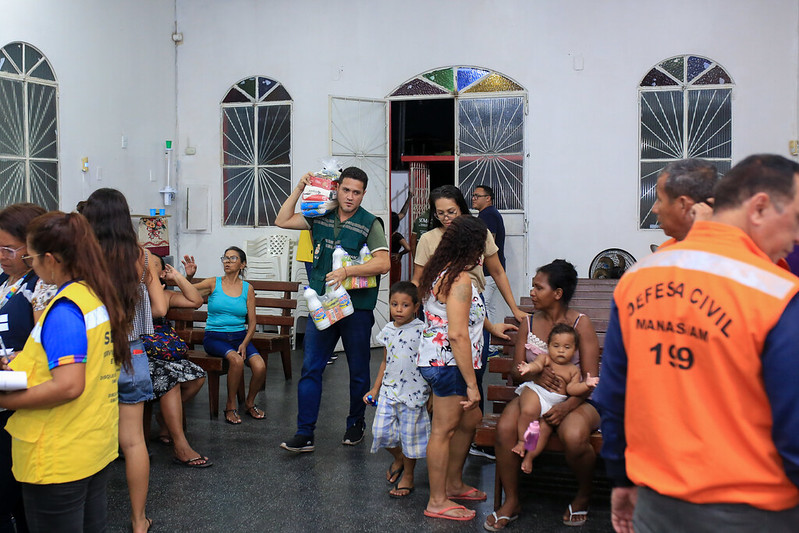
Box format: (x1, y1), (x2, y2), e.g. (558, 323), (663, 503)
(385, 447), (404, 483)
(559, 403), (600, 524)
(179, 375), (205, 403)
(224, 351), (243, 422)
(521, 419), (553, 474)
(389, 455), (417, 496)
(425, 394), (475, 519)
(160, 385), (204, 463)
(245, 354), (266, 415)
(513, 389), (542, 458)
(445, 406), (484, 498)
(486, 397), (523, 528)
(119, 402), (150, 533)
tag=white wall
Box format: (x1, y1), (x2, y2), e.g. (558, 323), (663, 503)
(173, 0), (799, 289)
(0, 0), (177, 216)
(4, 0), (797, 293)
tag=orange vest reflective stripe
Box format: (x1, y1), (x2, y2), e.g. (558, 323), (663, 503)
(614, 221), (799, 510)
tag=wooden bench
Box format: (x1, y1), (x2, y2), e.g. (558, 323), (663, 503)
(167, 279), (300, 419)
(473, 278), (617, 504)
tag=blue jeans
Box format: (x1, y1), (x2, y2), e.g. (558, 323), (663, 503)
(296, 309), (375, 436)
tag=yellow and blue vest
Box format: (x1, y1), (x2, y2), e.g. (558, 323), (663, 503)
(7, 281), (119, 484)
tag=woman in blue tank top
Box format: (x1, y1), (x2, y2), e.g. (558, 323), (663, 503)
(195, 246), (265, 425)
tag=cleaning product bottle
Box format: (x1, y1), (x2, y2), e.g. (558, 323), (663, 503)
(332, 245), (347, 270)
(358, 244), (372, 264)
(331, 283), (355, 317)
(303, 286), (330, 330)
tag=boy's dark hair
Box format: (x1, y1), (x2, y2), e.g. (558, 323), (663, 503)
(389, 281), (419, 305)
(548, 323), (580, 349)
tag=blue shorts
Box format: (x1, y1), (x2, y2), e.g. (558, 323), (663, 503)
(419, 365), (468, 397)
(203, 330), (259, 360)
(118, 339), (155, 404)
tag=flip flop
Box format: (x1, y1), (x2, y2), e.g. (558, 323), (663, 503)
(562, 504), (588, 526)
(223, 409), (241, 425)
(424, 505), (475, 521)
(386, 464), (404, 484)
(450, 487), (488, 501)
(172, 456), (213, 468)
(389, 485), (414, 499)
(245, 404), (265, 420)
(155, 435), (173, 446)
(484, 511), (519, 531)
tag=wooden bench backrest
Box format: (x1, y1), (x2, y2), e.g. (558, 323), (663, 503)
(165, 278), (299, 345)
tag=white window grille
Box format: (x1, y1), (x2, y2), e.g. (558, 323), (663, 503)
(0, 42), (59, 210)
(221, 76), (292, 226)
(639, 55), (733, 229)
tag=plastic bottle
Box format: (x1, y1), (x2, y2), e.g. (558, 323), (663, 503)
(332, 245), (347, 270)
(331, 283), (355, 317)
(358, 244), (372, 264)
(303, 286), (330, 330)
(524, 420), (540, 451)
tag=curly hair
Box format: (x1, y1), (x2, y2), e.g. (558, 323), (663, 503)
(418, 216), (487, 300)
(27, 212), (131, 368)
(80, 188), (143, 335)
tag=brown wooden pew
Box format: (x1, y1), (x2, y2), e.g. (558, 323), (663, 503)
(167, 279), (300, 419)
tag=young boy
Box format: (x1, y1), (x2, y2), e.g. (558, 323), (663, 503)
(363, 281), (429, 497)
(513, 323), (599, 474)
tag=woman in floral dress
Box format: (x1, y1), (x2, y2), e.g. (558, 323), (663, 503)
(416, 216), (513, 522)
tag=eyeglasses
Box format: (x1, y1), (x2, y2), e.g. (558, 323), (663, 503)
(434, 209), (460, 221)
(472, 194), (489, 199)
(0, 245), (24, 259)
(220, 256), (240, 263)
(21, 254), (40, 268)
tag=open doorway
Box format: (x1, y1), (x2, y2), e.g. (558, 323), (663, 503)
(389, 98), (455, 283)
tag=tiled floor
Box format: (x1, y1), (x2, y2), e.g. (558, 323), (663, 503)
(106, 348), (614, 532)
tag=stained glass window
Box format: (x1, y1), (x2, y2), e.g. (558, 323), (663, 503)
(639, 55), (733, 229)
(221, 76), (291, 226)
(390, 67), (524, 96)
(0, 42), (58, 211)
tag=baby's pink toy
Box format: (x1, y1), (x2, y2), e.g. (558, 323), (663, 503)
(524, 420), (540, 451)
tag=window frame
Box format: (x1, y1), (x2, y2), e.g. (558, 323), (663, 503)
(0, 41), (59, 210)
(220, 76), (292, 227)
(638, 55), (734, 230)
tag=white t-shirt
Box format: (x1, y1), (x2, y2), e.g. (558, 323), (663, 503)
(376, 318), (429, 408)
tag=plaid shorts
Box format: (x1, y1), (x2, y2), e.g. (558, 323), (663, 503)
(369, 398), (430, 459)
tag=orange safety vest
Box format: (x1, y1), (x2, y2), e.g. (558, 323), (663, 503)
(614, 221), (799, 511)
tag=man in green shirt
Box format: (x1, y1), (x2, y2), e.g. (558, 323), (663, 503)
(275, 167), (390, 452)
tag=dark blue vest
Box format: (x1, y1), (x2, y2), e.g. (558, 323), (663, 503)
(0, 272), (39, 351)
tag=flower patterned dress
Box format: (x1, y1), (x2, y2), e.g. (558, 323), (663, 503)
(417, 271), (486, 369)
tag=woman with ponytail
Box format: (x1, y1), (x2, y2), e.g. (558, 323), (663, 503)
(0, 211), (128, 532)
(81, 189), (166, 533)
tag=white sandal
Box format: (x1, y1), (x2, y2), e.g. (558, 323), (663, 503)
(562, 504), (588, 526)
(483, 511), (519, 531)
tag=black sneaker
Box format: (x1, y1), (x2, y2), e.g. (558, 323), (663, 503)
(280, 434), (314, 453)
(342, 420), (365, 446)
(469, 443), (496, 460)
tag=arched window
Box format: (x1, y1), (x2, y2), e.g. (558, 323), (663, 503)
(387, 66), (526, 210)
(0, 42), (59, 210)
(221, 76), (291, 226)
(639, 55), (733, 229)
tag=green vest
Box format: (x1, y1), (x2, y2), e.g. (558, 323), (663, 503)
(310, 207), (378, 310)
